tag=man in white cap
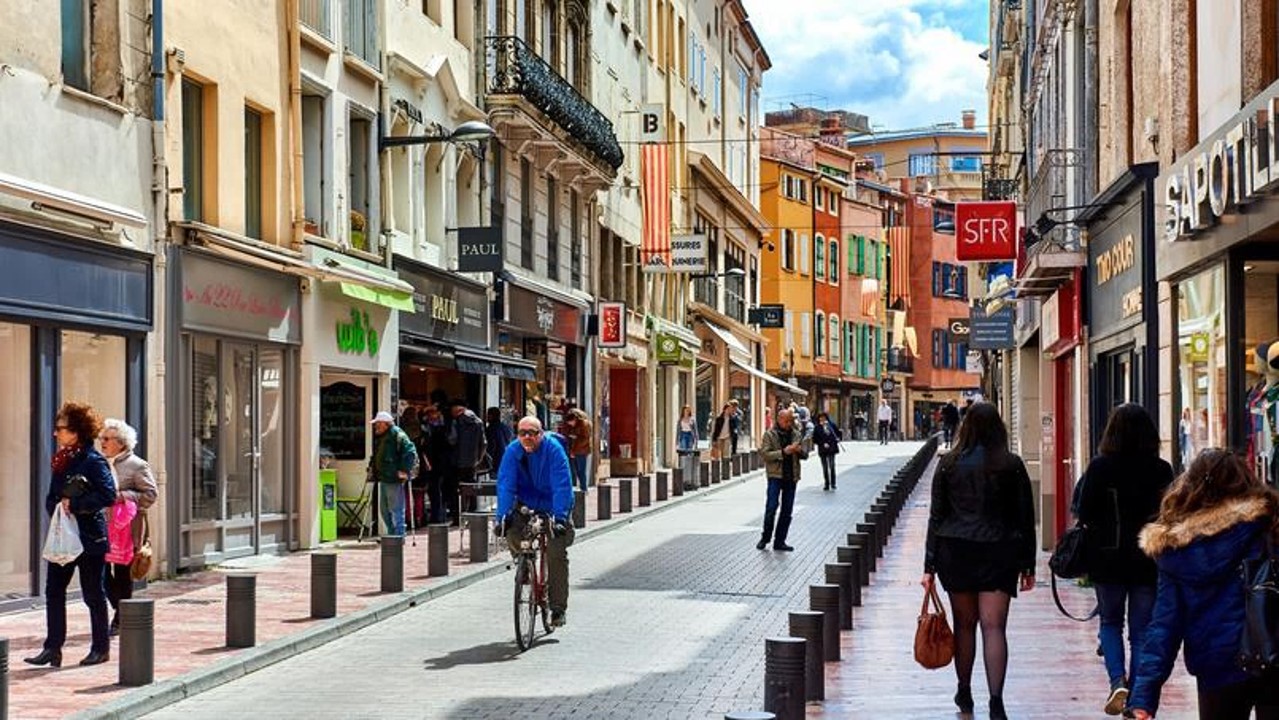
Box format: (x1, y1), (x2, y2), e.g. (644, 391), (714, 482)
(370, 411), (418, 536)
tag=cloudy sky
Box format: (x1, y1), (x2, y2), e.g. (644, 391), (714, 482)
(740, 0), (989, 133)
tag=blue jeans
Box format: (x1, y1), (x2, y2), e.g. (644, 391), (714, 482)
(572, 454), (589, 493)
(1095, 582), (1157, 687)
(760, 478), (797, 546)
(379, 482), (406, 536)
(677, 430), (695, 453)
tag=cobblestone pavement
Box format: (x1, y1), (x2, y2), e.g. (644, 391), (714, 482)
(140, 442), (919, 720)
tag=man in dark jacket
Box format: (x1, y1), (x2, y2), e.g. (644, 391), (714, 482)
(941, 401), (960, 448)
(448, 400), (487, 520)
(370, 411), (418, 536)
(757, 408), (809, 551)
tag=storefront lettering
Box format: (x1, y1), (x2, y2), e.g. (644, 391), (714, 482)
(336, 308), (379, 356)
(536, 298), (555, 334)
(431, 294), (459, 325)
(183, 282), (295, 322)
(1095, 234), (1136, 286)
(1163, 89), (1279, 242)
(1121, 287), (1143, 319)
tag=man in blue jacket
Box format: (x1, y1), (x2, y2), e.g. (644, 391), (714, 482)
(496, 416), (576, 626)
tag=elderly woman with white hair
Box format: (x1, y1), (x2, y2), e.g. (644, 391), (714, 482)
(98, 418), (157, 636)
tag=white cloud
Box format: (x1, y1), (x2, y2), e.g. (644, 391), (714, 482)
(741, 0), (989, 131)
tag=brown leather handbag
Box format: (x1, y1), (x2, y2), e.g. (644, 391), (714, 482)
(129, 513), (152, 581)
(914, 584), (955, 669)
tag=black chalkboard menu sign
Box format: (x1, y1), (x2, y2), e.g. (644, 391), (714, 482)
(320, 381), (366, 460)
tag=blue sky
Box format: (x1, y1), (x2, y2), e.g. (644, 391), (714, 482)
(741, 0), (990, 133)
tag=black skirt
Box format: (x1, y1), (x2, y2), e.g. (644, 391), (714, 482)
(936, 537), (1022, 597)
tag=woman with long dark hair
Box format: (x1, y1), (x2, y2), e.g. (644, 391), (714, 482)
(1075, 403), (1174, 715)
(921, 402), (1036, 720)
(1129, 450), (1279, 719)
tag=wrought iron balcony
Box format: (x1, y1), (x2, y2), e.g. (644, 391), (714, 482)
(485, 35), (624, 172)
(1019, 148), (1087, 293)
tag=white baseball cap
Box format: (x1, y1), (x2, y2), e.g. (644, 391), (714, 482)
(370, 411), (396, 424)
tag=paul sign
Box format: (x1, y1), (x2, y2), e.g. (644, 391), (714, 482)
(456, 227), (503, 272)
(955, 201), (1017, 261)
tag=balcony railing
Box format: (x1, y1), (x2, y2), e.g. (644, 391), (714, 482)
(485, 36), (624, 172)
(300, 0), (330, 37)
(1025, 148), (1085, 251)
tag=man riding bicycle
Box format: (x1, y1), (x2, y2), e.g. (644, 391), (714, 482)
(495, 416), (576, 626)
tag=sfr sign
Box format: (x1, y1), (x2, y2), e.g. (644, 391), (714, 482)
(955, 201), (1017, 261)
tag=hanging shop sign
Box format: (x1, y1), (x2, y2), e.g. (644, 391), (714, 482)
(969, 307), (1016, 350)
(947, 317), (971, 343)
(504, 283), (582, 345)
(955, 201), (1017, 261)
(456, 226), (504, 273)
(748, 304), (785, 328)
(598, 301), (626, 348)
(644, 234), (707, 274)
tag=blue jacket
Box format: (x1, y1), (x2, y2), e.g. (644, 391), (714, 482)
(1129, 497), (1273, 715)
(45, 447), (117, 555)
(496, 435), (574, 523)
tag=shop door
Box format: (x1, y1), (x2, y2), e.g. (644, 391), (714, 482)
(222, 343), (260, 558)
(1054, 359), (1075, 541)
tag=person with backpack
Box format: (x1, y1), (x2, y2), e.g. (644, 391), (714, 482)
(448, 399), (487, 519)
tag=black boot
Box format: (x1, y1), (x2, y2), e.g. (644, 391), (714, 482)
(24, 649), (62, 667)
(954, 684), (974, 713)
(990, 696), (1008, 720)
(110, 612), (120, 637)
(79, 649), (110, 666)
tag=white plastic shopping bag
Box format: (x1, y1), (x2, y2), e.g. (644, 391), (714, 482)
(42, 509), (84, 565)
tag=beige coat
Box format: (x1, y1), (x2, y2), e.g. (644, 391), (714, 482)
(109, 451), (157, 551)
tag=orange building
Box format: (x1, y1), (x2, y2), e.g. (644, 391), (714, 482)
(810, 134), (856, 422)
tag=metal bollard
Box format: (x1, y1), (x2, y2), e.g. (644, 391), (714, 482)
(836, 545), (864, 605)
(656, 469), (670, 501)
(380, 535), (405, 592)
(672, 467), (685, 496)
(1, 636), (8, 720)
(855, 522), (880, 566)
(572, 488), (586, 529)
(849, 531), (875, 576)
(637, 474), (652, 507)
(700, 460), (712, 487)
(118, 599), (154, 687)
(810, 584), (841, 662)
(466, 515), (490, 563)
(866, 511), (886, 556)
(763, 637), (806, 720)
(787, 611), (825, 701)
(733, 454), (742, 477)
(226, 574), (257, 648)
(427, 524), (450, 577)
(720, 458), (731, 482)
(825, 562), (854, 630)
(618, 478), (634, 513)
(597, 483), (613, 520)
(310, 552), (337, 619)
(724, 712), (775, 720)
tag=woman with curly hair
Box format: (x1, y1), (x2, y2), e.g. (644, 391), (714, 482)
(1128, 449), (1279, 719)
(24, 402), (117, 668)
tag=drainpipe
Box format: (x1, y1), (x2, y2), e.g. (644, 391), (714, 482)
(149, 0), (171, 577)
(287, 0), (305, 251)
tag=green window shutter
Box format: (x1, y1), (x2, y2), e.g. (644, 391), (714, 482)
(848, 236), (857, 277)
(868, 241), (878, 280)
(855, 235), (865, 275)
(875, 326), (883, 377)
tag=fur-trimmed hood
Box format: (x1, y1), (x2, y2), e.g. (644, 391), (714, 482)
(1139, 496), (1271, 556)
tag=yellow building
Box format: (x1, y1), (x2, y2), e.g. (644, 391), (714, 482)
(845, 111), (988, 202)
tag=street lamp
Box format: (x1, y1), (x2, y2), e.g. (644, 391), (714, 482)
(688, 267), (746, 280)
(379, 120), (496, 150)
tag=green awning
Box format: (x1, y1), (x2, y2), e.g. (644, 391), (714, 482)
(338, 282), (416, 312)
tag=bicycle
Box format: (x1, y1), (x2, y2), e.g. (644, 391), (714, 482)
(505, 506), (555, 651)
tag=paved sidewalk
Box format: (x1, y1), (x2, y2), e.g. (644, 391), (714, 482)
(1, 463), (758, 720)
(816, 453), (1200, 720)
(130, 442), (920, 719)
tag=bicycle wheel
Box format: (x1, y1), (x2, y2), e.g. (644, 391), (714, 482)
(513, 556), (537, 651)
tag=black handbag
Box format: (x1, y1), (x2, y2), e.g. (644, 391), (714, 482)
(1238, 537), (1279, 677)
(1050, 523), (1089, 579)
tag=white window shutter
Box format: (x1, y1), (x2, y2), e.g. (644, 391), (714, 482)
(800, 234), (809, 274)
(801, 312), (811, 356)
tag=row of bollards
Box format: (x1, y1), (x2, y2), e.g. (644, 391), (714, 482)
(594, 451), (762, 520)
(754, 435), (940, 720)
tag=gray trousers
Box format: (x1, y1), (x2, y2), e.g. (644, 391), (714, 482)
(547, 525), (575, 613)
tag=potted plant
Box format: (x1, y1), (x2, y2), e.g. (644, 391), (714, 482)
(349, 210), (367, 251)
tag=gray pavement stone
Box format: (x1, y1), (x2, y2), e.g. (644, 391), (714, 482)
(138, 442), (920, 720)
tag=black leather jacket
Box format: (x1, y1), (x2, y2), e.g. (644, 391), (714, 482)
(924, 446), (1036, 574)
(46, 447), (117, 555)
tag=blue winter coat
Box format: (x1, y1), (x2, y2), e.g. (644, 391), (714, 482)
(1128, 497), (1273, 715)
(45, 447), (117, 556)
(496, 434), (574, 523)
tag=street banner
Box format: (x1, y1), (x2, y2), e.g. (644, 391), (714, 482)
(887, 226), (910, 308)
(860, 277), (880, 316)
(956, 201), (1017, 261)
(598, 302), (626, 348)
(641, 143), (671, 270)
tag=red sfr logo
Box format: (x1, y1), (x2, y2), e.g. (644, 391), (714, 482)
(955, 201), (1017, 261)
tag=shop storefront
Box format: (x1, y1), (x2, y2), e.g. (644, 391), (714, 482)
(395, 257), (533, 423)
(1040, 277), (1082, 539)
(1156, 76), (1279, 484)
(599, 310), (650, 477)
(496, 276), (587, 432)
(0, 222), (152, 604)
(651, 318), (700, 468)
(1082, 164), (1159, 452)
(170, 248), (299, 569)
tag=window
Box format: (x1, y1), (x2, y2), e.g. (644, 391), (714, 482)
(244, 108), (263, 239)
(520, 158), (533, 269)
(687, 31), (696, 86)
(301, 0), (331, 37)
(570, 189), (582, 289)
(781, 228), (795, 271)
(829, 240), (839, 284)
(908, 152), (937, 177)
(0, 322), (32, 595)
(61, 0), (89, 90)
(801, 312), (812, 356)
(854, 235), (865, 275)
(814, 235), (825, 278)
(181, 78), (206, 222)
(423, 0), (442, 24)
(737, 63), (749, 117)
(815, 186), (824, 210)
(348, 112), (374, 252)
(541, 0), (559, 68)
(797, 179), (808, 203)
(830, 315), (840, 362)
(301, 94), (326, 235)
(490, 141), (506, 230)
(830, 190), (840, 216)
(784, 310), (794, 358)
(547, 176), (559, 281)
(566, 18), (585, 91)
(783, 174), (794, 199)
(868, 240), (879, 279)
(712, 70), (721, 117)
(699, 45), (706, 96)
(815, 311), (826, 359)
(799, 233), (810, 275)
(344, 0), (380, 68)
(950, 155), (982, 172)
(932, 262), (968, 299)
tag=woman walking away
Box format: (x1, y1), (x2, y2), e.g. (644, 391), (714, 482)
(25, 402), (117, 668)
(677, 405), (698, 454)
(99, 418), (158, 636)
(812, 411), (842, 490)
(1075, 404), (1173, 715)
(921, 402), (1036, 720)
(1128, 450), (1279, 720)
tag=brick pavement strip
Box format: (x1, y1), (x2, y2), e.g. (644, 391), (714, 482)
(111, 443), (917, 720)
(812, 453), (1201, 720)
(2, 464), (760, 720)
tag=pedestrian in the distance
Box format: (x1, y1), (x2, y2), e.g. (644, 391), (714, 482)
(422, 403), (451, 524)
(757, 408), (809, 552)
(812, 411), (841, 491)
(729, 399), (742, 456)
(1074, 403), (1173, 715)
(677, 404), (698, 454)
(448, 399), (487, 515)
(99, 418), (157, 637)
(1127, 449), (1279, 720)
(557, 408), (593, 493)
(877, 399), (893, 445)
(711, 403), (735, 459)
(941, 400), (960, 448)
(922, 402), (1036, 720)
(484, 407), (515, 479)
(25, 402), (117, 668)
(369, 411), (417, 535)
